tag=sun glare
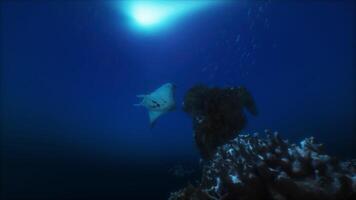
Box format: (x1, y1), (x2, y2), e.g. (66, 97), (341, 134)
(121, 1), (215, 31)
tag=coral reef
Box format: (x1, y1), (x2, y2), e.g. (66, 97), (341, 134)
(183, 85), (257, 159)
(169, 131), (356, 200)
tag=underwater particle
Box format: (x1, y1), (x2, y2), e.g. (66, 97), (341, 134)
(248, 8), (252, 17)
(235, 34), (240, 43)
(259, 5), (263, 12)
(134, 83), (176, 127)
(169, 132), (356, 200)
(183, 84), (258, 159)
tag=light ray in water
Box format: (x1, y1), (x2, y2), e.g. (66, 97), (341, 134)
(120, 0), (216, 32)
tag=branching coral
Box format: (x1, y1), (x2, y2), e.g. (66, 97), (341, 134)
(183, 85), (258, 159)
(169, 131), (356, 200)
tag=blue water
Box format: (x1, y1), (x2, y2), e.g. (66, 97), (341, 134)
(1, 1), (355, 199)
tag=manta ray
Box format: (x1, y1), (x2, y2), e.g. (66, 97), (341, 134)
(134, 83), (176, 126)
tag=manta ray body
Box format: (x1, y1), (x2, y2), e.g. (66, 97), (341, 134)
(135, 83), (176, 126)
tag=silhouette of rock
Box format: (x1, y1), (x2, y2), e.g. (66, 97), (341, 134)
(183, 85), (257, 159)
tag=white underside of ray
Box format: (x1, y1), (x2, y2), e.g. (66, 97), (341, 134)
(135, 83), (176, 126)
(148, 111), (164, 125)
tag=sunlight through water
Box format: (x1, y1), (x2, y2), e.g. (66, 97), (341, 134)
(121, 0), (216, 32)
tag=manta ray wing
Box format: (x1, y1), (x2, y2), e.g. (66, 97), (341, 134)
(150, 84), (173, 100)
(148, 110), (164, 125)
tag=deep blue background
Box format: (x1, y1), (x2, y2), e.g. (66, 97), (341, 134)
(1, 1), (355, 199)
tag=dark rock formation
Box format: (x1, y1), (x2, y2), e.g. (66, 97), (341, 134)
(183, 85), (257, 159)
(169, 131), (356, 200)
